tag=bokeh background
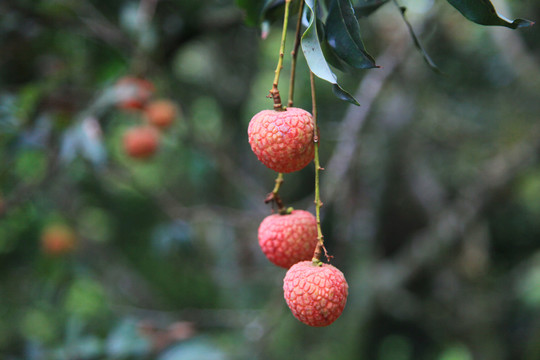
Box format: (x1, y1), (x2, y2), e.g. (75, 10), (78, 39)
(1, 0), (539, 359)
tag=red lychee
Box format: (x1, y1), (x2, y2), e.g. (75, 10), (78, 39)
(145, 99), (178, 129)
(258, 210), (318, 269)
(283, 260), (348, 327)
(115, 76), (155, 111)
(248, 107), (315, 173)
(123, 126), (159, 159)
(41, 224), (77, 256)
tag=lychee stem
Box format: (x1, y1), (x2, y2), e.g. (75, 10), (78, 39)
(310, 71), (327, 264)
(287, 0), (305, 108)
(264, 173), (287, 214)
(272, 172), (284, 194)
(270, 2), (303, 217)
(269, 0), (293, 112)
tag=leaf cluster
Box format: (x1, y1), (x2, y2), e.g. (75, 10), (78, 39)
(236, 0), (533, 104)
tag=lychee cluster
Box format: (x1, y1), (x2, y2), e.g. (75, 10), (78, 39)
(249, 105), (348, 327)
(256, 207), (349, 327)
(115, 76), (180, 159)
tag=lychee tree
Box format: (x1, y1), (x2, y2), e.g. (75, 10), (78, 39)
(239, 0), (533, 327)
(0, 0), (538, 357)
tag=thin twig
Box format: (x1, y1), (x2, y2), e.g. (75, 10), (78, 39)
(264, 173), (286, 213)
(265, 0), (295, 212)
(310, 71), (330, 263)
(324, 36), (409, 201)
(287, 0), (305, 108)
(269, 0), (293, 111)
(74, 1), (133, 52)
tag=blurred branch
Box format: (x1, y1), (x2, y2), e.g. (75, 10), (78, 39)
(376, 126), (540, 288)
(138, 0), (159, 25)
(3, 0), (133, 54)
(0, 149), (59, 220)
(2, 0), (78, 28)
(406, 159), (448, 222)
(138, 320), (196, 354)
(159, 8), (244, 63)
(323, 35), (409, 201)
(74, 1), (134, 53)
(102, 163), (262, 228)
(113, 304), (262, 329)
(490, 0), (540, 90)
(202, 144), (268, 214)
(82, 236), (170, 308)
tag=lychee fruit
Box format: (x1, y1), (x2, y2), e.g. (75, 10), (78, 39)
(41, 224), (77, 256)
(123, 126), (159, 159)
(248, 107), (315, 173)
(115, 76), (154, 110)
(145, 99), (178, 129)
(283, 260), (348, 327)
(258, 210), (318, 269)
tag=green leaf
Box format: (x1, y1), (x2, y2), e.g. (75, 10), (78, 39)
(326, 0), (377, 69)
(354, 0), (390, 17)
(332, 84), (358, 104)
(235, 0), (266, 26)
(319, 18), (353, 72)
(395, 4), (441, 74)
(259, 0), (303, 36)
(262, 0), (303, 24)
(261, 0), (285, 22)
(447, 0), (534, 29)
(302, 0), (360, 105)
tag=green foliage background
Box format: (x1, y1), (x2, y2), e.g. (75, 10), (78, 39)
(0, 0), (539, 359)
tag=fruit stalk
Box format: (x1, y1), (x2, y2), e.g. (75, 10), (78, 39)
(272, 172), (284, 194)
(310, 71), (327, 264)
(270, 0), (293, 111)
(269, 0), (304, 213)
(264, 172), (286, 213)
(287, 0), (305, 108)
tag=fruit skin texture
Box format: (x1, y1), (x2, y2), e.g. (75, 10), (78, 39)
(115, 77), (154, 110)
(258, 210), (318, 269)
(123, 126), (159, 159)
(283, 261), (348, 327)
(248, 107), (315, 173)
(41, 224), (76, 256)
(145, 99), (178, 129)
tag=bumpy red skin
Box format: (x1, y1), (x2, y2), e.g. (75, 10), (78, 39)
(123, 126), (159, 159)
(283, 261), (348, 327)
(248, 107), (315, 173)
(258, 210), (318, 269)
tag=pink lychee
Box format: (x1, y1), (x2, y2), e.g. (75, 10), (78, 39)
(283, 260), (348, 327)
(248, 107), (315, 173)
(258, 210), (318, 269)
(123, 126), (159, 159)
